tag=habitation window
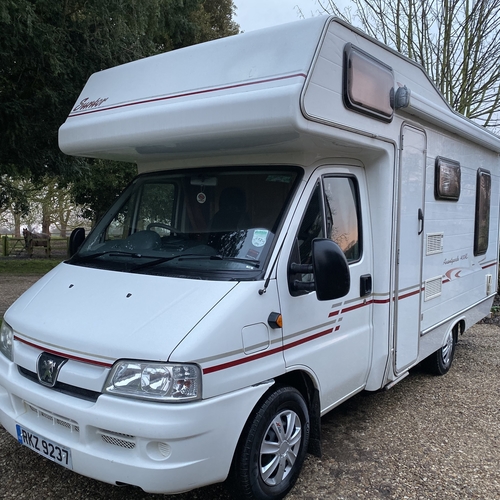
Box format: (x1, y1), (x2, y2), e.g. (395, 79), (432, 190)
(474, 169), (491, 256)
(343, 43), (394, 122)
(435, 157), (461, 201)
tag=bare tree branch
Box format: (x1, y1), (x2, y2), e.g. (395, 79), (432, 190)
(319, 0), (500, 130)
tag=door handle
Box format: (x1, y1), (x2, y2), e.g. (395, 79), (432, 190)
(360, 274), (372, 297)
(418, 208), (424, 235)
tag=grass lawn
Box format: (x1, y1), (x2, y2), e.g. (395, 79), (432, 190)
(0, 259), (63, 275)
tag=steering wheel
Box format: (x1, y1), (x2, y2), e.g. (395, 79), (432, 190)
(147, 222), (178, 234)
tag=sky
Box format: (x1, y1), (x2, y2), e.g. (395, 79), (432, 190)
(232, 0), (325, 33)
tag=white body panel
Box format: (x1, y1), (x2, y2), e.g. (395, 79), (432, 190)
(1, 15), (499, 495)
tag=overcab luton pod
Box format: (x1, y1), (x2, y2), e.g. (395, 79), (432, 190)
(2, 16), (500, 499)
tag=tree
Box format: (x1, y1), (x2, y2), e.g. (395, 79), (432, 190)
(318, 0), (500, 129)
(0, 0), (238, 180)
(0, 175), (31, 236)
(195, 0), (239, 39)
(0, 0), (239, 221)
(70, 160), (137, 226)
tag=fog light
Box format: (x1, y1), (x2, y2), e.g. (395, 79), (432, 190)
(146, 441), (172, 460)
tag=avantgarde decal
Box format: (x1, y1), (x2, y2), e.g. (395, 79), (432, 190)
(73, 97), (109, 112)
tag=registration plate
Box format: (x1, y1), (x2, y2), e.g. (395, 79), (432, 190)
(16, 424), (73, 469)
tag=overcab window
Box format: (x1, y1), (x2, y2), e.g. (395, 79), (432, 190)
(343, 43), (394, 122)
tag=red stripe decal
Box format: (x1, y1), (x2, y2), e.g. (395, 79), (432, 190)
(283, 327), (337, 351)
(69, 73), (308, 118)
(397, 288), (422, 300)
(203, 345), (284, 374)
(205, 264), (493, 375)
(14, 336), (113, 368)
(373, 298), (390, 304)
(342, 301), (371, 313)
(203, 327), (337, 375)
(482, 261), (497, 270)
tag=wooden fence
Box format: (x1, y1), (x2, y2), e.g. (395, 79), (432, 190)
(1, 235), (69, 258)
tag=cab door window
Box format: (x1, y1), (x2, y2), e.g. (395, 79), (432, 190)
(296, 183), (325, 266)
(323, 176), (361, 262)
(289, 175), (361, 296)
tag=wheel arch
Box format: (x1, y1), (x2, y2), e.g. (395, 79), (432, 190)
(244, 369), (322, 458)
(274, 369), (322, 457)
(455, 319), (465, 341)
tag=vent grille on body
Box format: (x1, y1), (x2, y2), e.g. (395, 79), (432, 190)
(424, 276), (442, 301)
(426, 233), (443, 255)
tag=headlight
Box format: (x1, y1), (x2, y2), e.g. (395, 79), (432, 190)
(104, 361), (201, 402)
(0, 321), (14, 361)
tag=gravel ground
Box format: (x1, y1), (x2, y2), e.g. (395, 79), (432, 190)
(1, 276), (499, 499)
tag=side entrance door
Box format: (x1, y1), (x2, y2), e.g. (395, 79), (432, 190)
(277, 165), (373, 412)
(394, 124), (427, 373)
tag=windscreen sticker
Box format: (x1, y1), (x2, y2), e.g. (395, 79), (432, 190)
(252, 229), (269, 247)
(266, 175), (292, 183)
(246, 248), (260, 260)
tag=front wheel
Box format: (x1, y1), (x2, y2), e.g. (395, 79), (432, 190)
(425, 328), (456, 375)
(230, 386), (310, 500)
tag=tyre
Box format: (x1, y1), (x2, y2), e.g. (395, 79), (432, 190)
(425, 328), (456, 375)
(230, 386), (310, 500)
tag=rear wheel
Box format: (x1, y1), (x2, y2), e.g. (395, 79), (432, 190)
(425, 328), (456, 375)
(230, 386), (310, 500)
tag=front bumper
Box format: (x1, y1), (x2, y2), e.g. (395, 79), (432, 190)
(0, 356), (272, 494)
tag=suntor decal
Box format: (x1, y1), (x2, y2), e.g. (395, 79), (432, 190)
(73, 97), (109, 112)
(68, 73), (307, 117)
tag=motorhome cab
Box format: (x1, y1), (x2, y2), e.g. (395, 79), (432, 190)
(1, 16), (499, 500)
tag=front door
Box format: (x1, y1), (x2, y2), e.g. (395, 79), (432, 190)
(278, 165), (373, 412)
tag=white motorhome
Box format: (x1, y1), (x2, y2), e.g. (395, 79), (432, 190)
(1, 16), (499, 500)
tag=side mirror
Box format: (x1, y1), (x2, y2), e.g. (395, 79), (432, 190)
(288, 238), (350, 300)
(68, 228), (85, 257)
(311, 239), (350, 300)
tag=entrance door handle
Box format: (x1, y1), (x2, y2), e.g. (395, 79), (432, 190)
(418, 208), (424, 235)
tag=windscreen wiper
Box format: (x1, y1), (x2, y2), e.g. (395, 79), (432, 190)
(73, 250), (144, 263)
(128, 254), (260, 272)
(209, 255), (260, 267)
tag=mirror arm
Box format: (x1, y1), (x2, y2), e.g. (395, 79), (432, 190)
(293, 281), (315, 292)
(290, 262), (313, 274)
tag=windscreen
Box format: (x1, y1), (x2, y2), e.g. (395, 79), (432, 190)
(70, 167), (300, 279)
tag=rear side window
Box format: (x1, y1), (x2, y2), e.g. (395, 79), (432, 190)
(474, 169), (491, 256)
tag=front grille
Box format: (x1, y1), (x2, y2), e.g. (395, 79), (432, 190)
(25, 402), (80, 433)
(18, 366), (101, 402)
